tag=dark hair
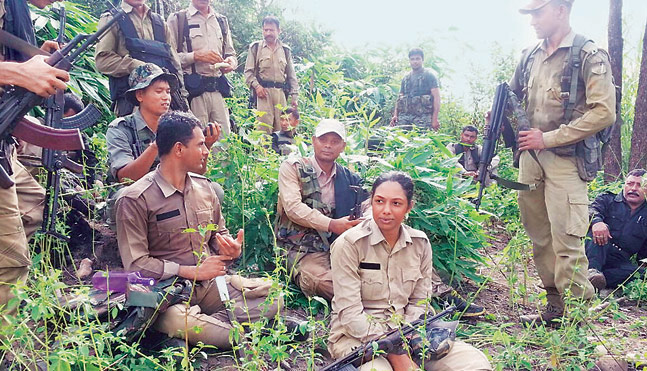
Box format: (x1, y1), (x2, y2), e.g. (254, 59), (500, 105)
(262, 16), (280, 29)
(283, 107), (300, 120)
(371, 171), (415, 204)
(156, 111), (200, 157)
(628, 168), (647, 178)
(408, 48), (424, 60)
(462, 125), (478, 134)
(63, 93), (84, 114)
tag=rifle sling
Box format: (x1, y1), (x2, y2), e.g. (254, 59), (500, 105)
(0, 29), (49, 59)
(490, 149), (544, 192)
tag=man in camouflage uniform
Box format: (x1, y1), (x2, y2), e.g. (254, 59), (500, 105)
(510, 0), (616, 326)
(105, 63), (220, 228)
(446, 125), (499, 187)
(275, 119), (364, 301)
(167, 0), (237, 137)
(391, 48), (441, 131)
(0, 0), (67, 321)
(96, 0), (184, 116)
(244, 16), (299, 134)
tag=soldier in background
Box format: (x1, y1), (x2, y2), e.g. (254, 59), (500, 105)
(167, 0), (237, 138)
(390, 48), (441, 131)
(446, 125), (499, 187)
(96, 0), (185, 116)
(244, 16), (299, 134)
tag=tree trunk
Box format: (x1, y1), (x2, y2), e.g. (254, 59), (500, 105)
(629, 21), (647, 170)
(603, 0), (623, 182)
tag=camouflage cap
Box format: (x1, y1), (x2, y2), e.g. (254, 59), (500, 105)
(125, 63), (179, 104)
(519, 0), (574, 14)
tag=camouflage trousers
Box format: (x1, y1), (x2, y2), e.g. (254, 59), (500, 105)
(397, 114), (432, 130)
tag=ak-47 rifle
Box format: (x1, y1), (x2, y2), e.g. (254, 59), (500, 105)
(474, 82), (536, 211)
(39, 5), (102, 240)
(0, 6), (126, 190)
(321, 306), (456, 371)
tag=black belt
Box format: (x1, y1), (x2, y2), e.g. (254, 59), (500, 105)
(259, 79), (287, 90)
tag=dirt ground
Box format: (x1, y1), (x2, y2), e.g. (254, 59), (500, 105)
(63, 220), (647, 371)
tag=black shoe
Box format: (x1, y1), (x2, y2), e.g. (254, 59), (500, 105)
(443, 291), (485, 317)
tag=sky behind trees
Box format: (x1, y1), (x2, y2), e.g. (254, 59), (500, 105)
(281, 0), (647, 101)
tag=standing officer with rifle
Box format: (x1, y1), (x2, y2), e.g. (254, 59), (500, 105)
(510, 0), (615, 327)
(96, 0), (187, 116)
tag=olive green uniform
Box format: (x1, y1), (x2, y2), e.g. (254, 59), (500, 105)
(509, 31), (616, 303)
(328, 219), (492, 370)
(395, 68), (438, 130)
(167, 4), (236, 136)
(244, 40), (299, 133)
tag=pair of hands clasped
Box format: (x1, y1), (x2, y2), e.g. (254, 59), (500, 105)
(185, 229), (245, 281)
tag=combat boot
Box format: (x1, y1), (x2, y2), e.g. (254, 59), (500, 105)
(520, 287), (564, 328)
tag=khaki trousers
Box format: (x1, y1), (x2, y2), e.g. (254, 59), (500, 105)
(256, 87), (286, 134)
(0, 149), (39, 321)
(153, 276), (281, 348)
(288, 251), (334, 302)
(190, 90), (230, 138)
(354, 341), (492, 371)
(518, 150), (594, 301)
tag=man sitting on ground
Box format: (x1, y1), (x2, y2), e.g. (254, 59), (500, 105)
(587, 169), (647, 291)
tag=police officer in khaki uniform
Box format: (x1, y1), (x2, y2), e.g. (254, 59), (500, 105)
(104, 63), (220, 228)
(96, 0), (184, 116)
(115, 111), (281, 347)
(390, 48), (441, 131)
(327, 171), (492, 371)
(244, 16), (299, 134)
(0, 0), (68, 320)
(510, 0), (616, 326)
(167, 0), (237, 137)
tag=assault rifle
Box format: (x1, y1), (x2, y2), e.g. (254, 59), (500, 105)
(0, 6), (126, 189)
(348, 185), (366, 221)
(474, 82), (536, 211)
(321, 306), (456, 371)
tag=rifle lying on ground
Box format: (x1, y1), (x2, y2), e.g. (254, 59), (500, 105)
(0, 6), (126, 189)
(321, 306), (456, 371)
(474, 82), (537, 211)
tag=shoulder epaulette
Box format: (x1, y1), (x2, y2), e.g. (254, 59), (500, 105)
(107, 116), (128, 128)
(343, 223), (372, 244)
(188, 172), (209, 180)
(120, 174), (155, 199)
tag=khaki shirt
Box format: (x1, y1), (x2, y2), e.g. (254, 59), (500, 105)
(115, 169), (228, 280)
(243, 39), (299, 98)
(328, 219), (433, 347)
(509, 31), (615, 148)
(105, 109), (157, 179)
(166, 4), (236, 77)
(95, 1), (182, 78)
(276, 157), (335, 234)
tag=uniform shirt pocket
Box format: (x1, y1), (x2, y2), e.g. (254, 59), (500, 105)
(359, 269), (387, 302)
(401, 267), (423, 297)
(566, 194), (589, 237)
(195, 207), (214, 228)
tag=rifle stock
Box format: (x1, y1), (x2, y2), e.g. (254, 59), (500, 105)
(321, 306), (456, 371)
